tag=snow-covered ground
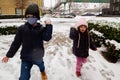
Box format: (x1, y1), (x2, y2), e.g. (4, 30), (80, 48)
(0, 16), (120, 80)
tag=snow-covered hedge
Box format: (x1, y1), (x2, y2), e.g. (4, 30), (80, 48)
(88, 23), (120, 43)
(88, 23), (120, 63)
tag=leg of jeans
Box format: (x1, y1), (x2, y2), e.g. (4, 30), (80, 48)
(34, 60), (45, 72)
(76, 57), (83, 72)
(19, 61), (33, 80)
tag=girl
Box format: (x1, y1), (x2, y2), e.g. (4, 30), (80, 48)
(69, 18), (97, 77)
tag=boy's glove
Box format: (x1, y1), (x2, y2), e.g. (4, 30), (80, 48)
(2, 56), (9, 63)
(44, 19), (51, 25)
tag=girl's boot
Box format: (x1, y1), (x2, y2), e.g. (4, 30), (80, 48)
(76, 71), (81, 77)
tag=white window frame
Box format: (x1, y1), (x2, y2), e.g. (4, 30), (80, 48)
(15, 8), (22, 15)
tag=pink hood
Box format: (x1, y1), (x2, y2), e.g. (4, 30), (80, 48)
(75, 18), (88, 28)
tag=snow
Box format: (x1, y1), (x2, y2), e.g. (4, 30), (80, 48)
(0, 16), (120, 80)
(0, 19), (25, 27)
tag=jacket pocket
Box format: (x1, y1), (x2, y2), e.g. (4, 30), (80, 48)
(31, 48), (44, 61)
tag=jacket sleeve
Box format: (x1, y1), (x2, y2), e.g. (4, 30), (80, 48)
(6, 27), (22, 58)
(69, 27), (78, 40)
(90, 36), (96, 50)
(42, 24), (53, 41)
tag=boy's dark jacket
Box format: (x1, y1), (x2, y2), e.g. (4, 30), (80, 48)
(6, 22), (52, 61)
(69, 27), (96, 58)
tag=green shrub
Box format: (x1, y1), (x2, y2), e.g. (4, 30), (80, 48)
(101, 42), (120, 63)
(88, 23), (120, 42)
(88, 23), (120, 63)
(90, 31), (106, 47)
(0, 15), (24, 19)
(0, 26), (18, 35)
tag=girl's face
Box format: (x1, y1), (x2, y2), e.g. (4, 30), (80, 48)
(78, 25), (87, 33)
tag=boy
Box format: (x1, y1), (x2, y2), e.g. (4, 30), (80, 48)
(2, 3), (52, 80)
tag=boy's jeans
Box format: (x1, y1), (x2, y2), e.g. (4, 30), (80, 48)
(19, 60), (45, 80)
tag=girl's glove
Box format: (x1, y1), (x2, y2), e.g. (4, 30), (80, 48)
(94, 48), (97, 51)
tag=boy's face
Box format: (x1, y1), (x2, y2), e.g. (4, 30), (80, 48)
(26, 14), (36, 18)
(26, 14), (38, 26)
(78, 25), (87, 33)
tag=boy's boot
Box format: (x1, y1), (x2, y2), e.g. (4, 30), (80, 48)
(41, 72), (47, 80)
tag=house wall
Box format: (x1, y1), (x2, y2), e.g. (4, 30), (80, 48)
(0, 0), (43, 15)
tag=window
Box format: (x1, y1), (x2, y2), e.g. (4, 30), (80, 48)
(113, 6), (115, 11)
(114, 0), (116, 2)
(115, 6), (119, 11)
(15, 8), (22, 15)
